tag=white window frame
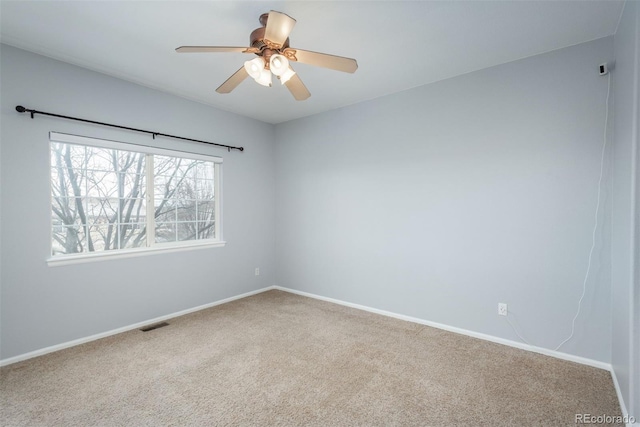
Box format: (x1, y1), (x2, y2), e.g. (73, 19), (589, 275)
(47, 132), (225, 267)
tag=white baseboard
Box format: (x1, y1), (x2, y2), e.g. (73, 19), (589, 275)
(610, 367), (637, 426)
(274, 286), (640, 422)
(0, 286), (276, 367)
(273, 286), (611, 370)
(1, 284), (610, 371)
(2, 284), (632, 424)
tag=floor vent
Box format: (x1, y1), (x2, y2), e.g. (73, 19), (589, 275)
(140, 322), (169, 332)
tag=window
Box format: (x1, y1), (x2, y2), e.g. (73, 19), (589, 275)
(49, 132), (223, 263)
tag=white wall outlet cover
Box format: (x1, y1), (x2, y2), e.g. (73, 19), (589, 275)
(498, 303), (508, 316)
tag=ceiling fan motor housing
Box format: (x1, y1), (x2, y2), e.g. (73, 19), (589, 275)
(250, 14), (290, 60)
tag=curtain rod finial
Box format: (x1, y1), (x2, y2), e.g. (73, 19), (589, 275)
(15, 105), (26, 113)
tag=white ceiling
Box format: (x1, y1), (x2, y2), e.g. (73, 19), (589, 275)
(0, 1), (624, 124)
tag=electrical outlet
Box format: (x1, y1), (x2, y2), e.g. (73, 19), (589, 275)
(498, 303), (508, 316)
(255, 268), (260, 276)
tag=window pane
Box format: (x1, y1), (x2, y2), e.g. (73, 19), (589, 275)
(196, 200), (215, 222)
(155, 202), (176, 223)
(51, 197), (85, 226)
(154, 180), (174, 200)
(196, 180), (215, 199)
(51, 142), (150, 255)
(86, 197), (118, 221)
(52, 224), (87, 255)
(86, 171), (118, 198)
(197, 221), (215, 239)
(177, 222), (197, 241)
(177, 158), (198, 178)
(119, 198), (146, 224)
(50, 143), (86, 171)
(120, 173), (146, 198)
(177, 200), (197, 223)
(153, 156), (215, 244)
(196, 161), (215, 180)
(120, 223), (146, 249)
(50, 165), (86, 198)
(176, 178), (197, 200)
(50, 144), (86, 198)
(85, 146), (115, 172)
(87, 223), (118, 251)
(154, 155), (182, 177)
(155, 222), (176, 243)
(117, 151), (145, 175)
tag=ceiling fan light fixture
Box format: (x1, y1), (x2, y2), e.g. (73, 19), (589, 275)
(255, 68), (273, 87)
(279, 67), (296, 85)
(177, 10), (358, 100)
(269, 54), (290, 76)
(244, 57), (266, 79)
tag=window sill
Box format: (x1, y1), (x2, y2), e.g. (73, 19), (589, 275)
(47, 240), (226, 267)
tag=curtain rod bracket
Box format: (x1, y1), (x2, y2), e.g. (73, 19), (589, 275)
(14, 105), (244, 152)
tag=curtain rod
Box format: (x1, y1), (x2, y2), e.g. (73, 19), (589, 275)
(15, 105), (244, 152)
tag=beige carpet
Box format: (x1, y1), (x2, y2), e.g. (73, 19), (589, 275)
(1, 290), (622, 426)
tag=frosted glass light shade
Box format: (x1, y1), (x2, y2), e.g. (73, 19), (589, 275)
(279, 67), (296, 85)
(269, 54), (290, 76)
(255, 68), (272, 87)
(244, 57), (266, 79)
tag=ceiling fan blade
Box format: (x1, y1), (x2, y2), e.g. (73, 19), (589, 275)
(264, 11), (296, 49)
(283, 48), (358, 73)
(176, 46), (257, 54)
(216, 67), (249, 94)
(284, 73), (311, 101)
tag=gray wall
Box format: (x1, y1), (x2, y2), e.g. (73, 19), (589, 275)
(275, 37), (614, 363)
(612, 0), (639, 418)
(0, 45), (276, 360)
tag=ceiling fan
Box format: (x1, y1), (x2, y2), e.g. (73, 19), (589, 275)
(176, 10), (358, 101)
